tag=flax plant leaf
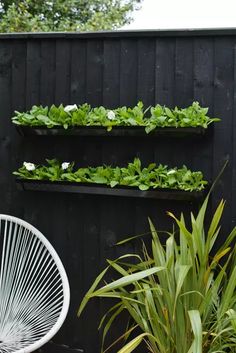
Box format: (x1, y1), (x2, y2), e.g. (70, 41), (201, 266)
(78, 194), (236, 353)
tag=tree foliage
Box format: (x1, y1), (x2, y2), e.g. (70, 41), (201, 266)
(0, 0), (142, 32)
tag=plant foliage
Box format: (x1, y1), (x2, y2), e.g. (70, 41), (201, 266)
(13, 158), (207, 191)
(0, 0), (142, 32)
(12, 101), (220, 133)
(78, 194), (236, 353)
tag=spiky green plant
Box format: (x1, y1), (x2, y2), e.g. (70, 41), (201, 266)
(78, 193), (236, 353)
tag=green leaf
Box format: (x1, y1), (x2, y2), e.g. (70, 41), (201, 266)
(117, 334), (149, 353)
(188, 310), (202, 353)
(78, 266), (109, 317)
(91, 266), (165, 296)
(13, 159), (208, 193)
(219, 265), (236, 318)
(110, 180), (119, 188)
(138, 184), (149, 191)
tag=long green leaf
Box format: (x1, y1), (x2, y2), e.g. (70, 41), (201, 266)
(117, 334), (149, 353)
(219, 265), (236, 318)
(188, 310), (202, 353)
(78, 266), (108, 316)
(91, 267), (165, 296)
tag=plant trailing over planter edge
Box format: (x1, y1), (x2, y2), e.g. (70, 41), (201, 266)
(12, 101), (220, 133)
(13, 158), (207, 192)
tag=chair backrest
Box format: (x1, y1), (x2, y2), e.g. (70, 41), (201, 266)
(0, 215), (70, 353)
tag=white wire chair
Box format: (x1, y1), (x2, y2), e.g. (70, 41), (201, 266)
(0, 215), (70, 353)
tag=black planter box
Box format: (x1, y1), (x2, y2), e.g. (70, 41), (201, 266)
(16, 179), (206, 201)
(16, 125), (207, 138)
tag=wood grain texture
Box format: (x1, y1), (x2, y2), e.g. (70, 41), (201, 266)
(155, 38), (176, 107)
(212, 37), (234, 244)
(120, 38), (137, 106)
(70, 40), (87, 104)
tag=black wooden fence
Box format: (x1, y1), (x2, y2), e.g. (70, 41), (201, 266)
(0, 29), (235, 352)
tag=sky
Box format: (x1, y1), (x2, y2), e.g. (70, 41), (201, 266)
(123, 0), (236, 30)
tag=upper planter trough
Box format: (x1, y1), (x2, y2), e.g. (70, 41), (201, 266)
(16, 125), (207, 138)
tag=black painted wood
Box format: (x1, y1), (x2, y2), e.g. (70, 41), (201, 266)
(120, 38), (137, 106)
(212, 37), (234, 246)
(40, 40), (56, 106)
(0, 31), (235, 353)
(55, 39), (71, 105)
(26, 40), (41, 108)
(16, 125), (208, 137)
(103, 39), (120, 107)
(155, 38), (176, 107)
(70, 40), (87, 104)
(16, 179), (206, 201)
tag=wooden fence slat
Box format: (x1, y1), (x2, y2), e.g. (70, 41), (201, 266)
(212, 37), (234, 244)
(175, 38), (194, 106)
(26, 40), (41, 108)
(40, 40), (56, 106)
(120, 38), (137, 106)
(103, 39), (120, 107)
(155, 38), (176, 107)
(55, 39), (71, 105)
(137, 38), (155, 107)
(86, 39), (103, 106)
(70, 40), (87, 104)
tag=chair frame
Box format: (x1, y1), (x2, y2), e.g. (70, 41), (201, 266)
(0, 214), (70, 353)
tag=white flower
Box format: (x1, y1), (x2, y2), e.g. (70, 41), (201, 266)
(23, 162), (35, 171)
(64, 104), (78, 113)
(107, 110), (116, 120)
(61, 162), (70, 170)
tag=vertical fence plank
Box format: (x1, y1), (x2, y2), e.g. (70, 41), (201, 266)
(40, 39), (56, 106)
(155, 38), (176, 106)
(103, 39), (120, 108)
(55, 39), (71, 105)
(137, 38), (155, 107)
(70, 40), (87, 104)
(0, 40), (12, 214)
(120, 39), (137, 106)
(10, 40), (26, 218)
(232, 44), (236, 232)
(86, 39), (103, 106)
(26, 40), (41, 108)
(193, 37), (214, 182)
(212, 37), (234, 243)
(80, 38), (104, 352)
(175, 38), (194, 107)
(193, 38), (214, 107)
(11, 40), (26, 112)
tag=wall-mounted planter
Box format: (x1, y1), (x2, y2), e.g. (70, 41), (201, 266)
(16, 126), (207, 138)
(16, 179), (206, 201)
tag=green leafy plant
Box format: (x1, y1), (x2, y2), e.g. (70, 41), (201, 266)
(13, 158), (207, 192)
(146, 102), (220, 133)
(78, 194), (236, 353)
(12, 101), (219, 133)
